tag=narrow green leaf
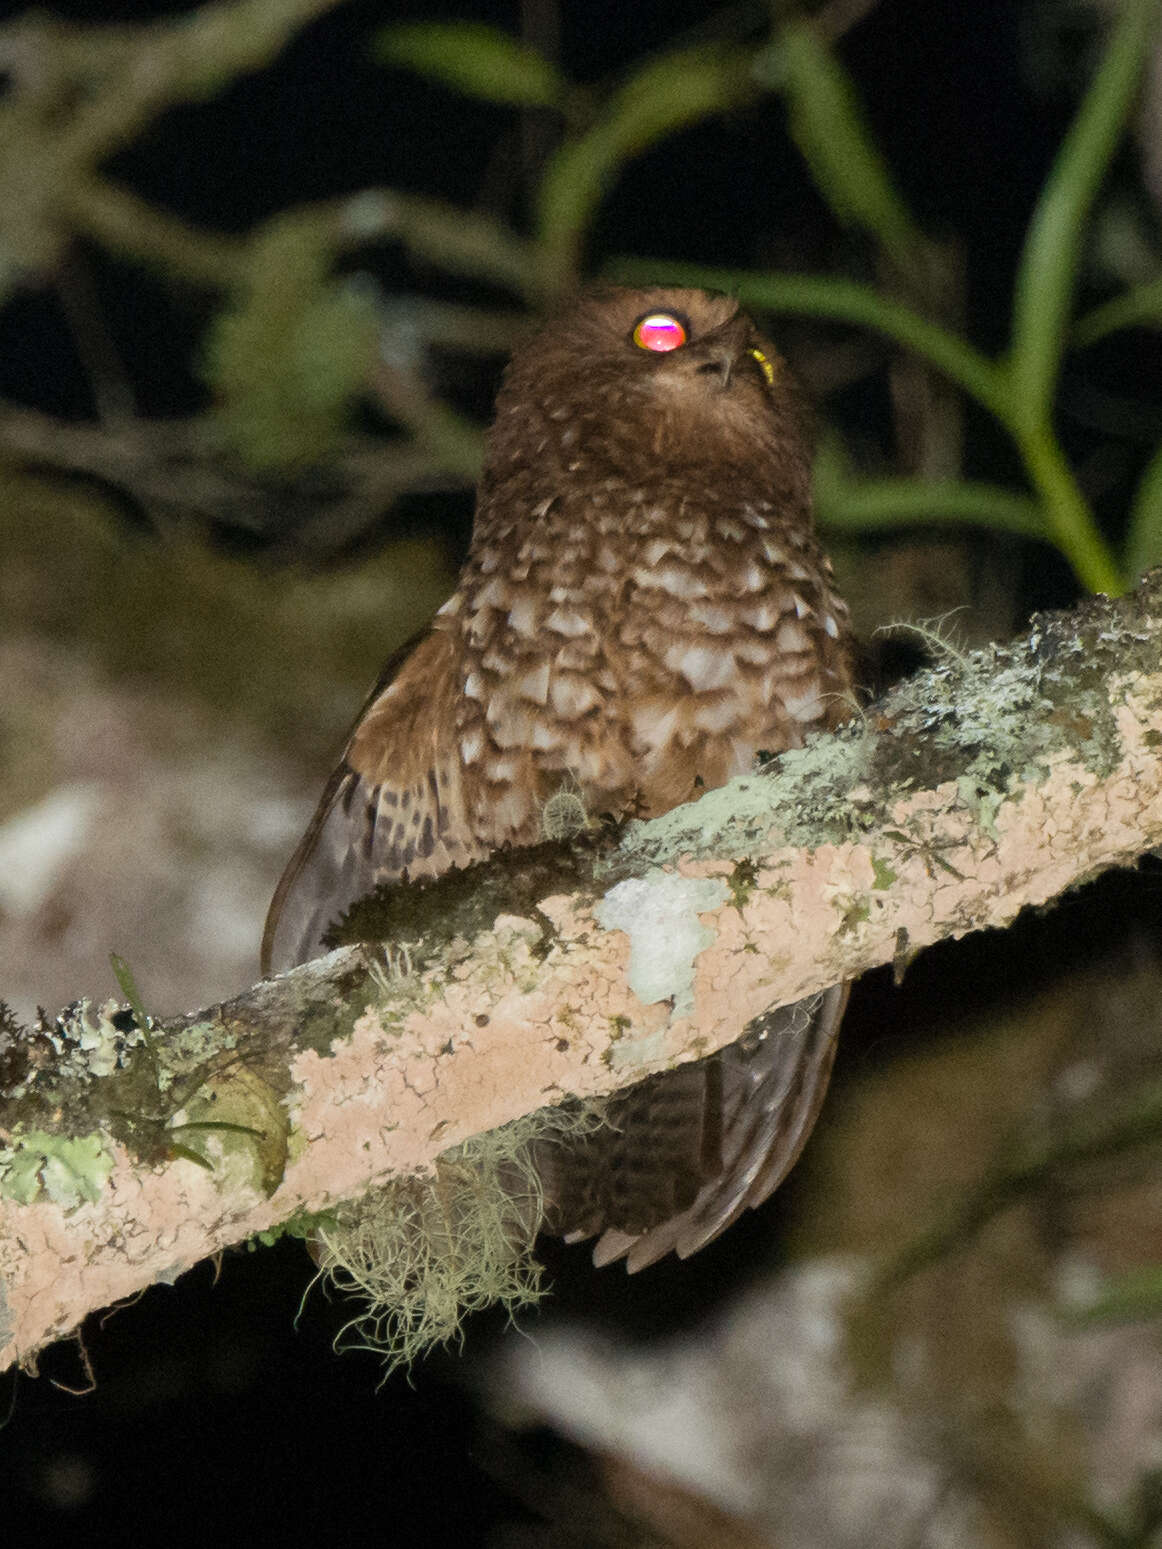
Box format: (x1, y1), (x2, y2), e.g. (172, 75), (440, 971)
(109, 952), (149, 1028)
(1074, 273), (1162, 347)
(168, 1143), (215, 1172)
(376, 22), (568, 110)
(817, 472), (1047, 539)
(1009, 0), (1161, 422)
(1015, 419), (1125, 594)
(168, 1121), (269, 1139)
(536, 44), (756, 278)
(762, 22), (925, 272)
(1125, 438), (1162, 581)
(814, 431), (1046, 537)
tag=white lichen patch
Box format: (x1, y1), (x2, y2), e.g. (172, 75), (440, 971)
(0, 1129), (114, 1207)
(63, 997), (145, 1078)
(8, 999), (149, 1098)
(595, 872), (729, 1014)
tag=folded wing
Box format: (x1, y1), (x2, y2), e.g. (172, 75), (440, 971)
(261, 629), (487, 975)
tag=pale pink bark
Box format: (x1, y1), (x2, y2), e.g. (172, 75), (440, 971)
(2, 582), (1161, 1371)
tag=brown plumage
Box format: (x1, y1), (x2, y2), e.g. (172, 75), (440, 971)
(263, 287), (855, 1271)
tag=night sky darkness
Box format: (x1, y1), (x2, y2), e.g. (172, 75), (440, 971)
(2, 2), (1160, 1543)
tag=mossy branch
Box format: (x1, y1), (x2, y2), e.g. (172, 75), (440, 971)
(2, 575), (1162, 1373)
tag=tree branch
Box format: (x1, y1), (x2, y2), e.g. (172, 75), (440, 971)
(2, 576), (1161, 1371)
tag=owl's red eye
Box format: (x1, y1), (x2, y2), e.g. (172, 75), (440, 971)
(632, 313), (688, 352)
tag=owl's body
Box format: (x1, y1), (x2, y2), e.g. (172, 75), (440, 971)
(264, 288), (854, 1270)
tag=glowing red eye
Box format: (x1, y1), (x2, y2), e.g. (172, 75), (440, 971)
(632, 313), (687, 352)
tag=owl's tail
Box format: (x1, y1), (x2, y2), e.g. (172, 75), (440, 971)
(534, 982), (848, 1272)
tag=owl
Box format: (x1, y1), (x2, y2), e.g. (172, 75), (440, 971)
(263, 288), (854, 1271)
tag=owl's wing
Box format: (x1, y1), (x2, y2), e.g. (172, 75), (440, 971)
(261, 628), (487, 976)
(536, 983), (847, 1273)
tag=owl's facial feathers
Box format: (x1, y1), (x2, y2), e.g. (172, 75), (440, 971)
(489, 287), (808, 489)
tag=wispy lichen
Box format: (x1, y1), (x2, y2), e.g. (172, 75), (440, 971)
(313, 1103), (602, 1377)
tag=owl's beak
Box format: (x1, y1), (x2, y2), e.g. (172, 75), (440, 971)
(685, 313), (756, 391)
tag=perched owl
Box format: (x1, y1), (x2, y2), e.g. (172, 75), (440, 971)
(263, 287), (854, 1271)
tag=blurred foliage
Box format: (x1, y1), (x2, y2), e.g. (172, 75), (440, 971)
(0, 466), (454, 756)
(375, 20), (574, 112)
(373, 2), (1160, 594)
(1073, 1261), (1162, 1324)
(204, 212), (381, 472)
(0, 0), (1157, 609)
(785, 935), (1162, 1540)
(762, 19), (930, 274)
(531, 39), (759, 285)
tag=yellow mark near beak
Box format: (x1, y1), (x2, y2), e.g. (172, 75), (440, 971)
(748, 347), (775, 387)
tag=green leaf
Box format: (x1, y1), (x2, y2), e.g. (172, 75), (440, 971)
(1074, 273), (1162, 348)
(376, 22), (568, 110)
(1070, 1263), (1162, 1324)
(1009, 0), (1161, 423)
(168, 1143), (215, 1172)
(815, 437), (1046, 539)
(109, 952), (149, 1029)
(1125, 438), (1162, 581)
(761, 23), (925, 272)
(536, 44), (756, 279)
(814, 427), (1045, 538)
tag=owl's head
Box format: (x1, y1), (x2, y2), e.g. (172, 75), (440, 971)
(485, 287), (810, 490)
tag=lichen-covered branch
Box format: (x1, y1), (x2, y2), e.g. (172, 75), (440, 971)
(2, 576), (1161, 1371)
